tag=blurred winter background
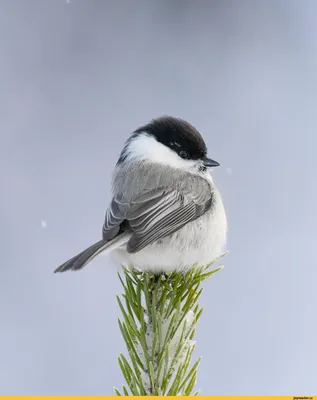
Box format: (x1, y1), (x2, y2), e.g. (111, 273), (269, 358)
(1, 0), (316, 395)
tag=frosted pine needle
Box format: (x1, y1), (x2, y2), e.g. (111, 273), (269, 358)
(114, 257), (225, 396)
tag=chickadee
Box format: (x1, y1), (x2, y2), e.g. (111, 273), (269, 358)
(55, 116), (227, 274)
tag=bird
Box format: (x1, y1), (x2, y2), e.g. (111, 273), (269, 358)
(54, 116), (227, 274)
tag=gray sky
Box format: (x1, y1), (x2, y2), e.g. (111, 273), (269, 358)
(1, 0), (316, 395)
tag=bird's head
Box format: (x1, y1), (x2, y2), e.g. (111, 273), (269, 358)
(118, 116), (220, 174)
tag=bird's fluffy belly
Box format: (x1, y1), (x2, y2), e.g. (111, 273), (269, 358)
(112, 197), (227, 273)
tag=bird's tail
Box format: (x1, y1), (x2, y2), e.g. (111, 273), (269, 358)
(54, 233), (129, 273)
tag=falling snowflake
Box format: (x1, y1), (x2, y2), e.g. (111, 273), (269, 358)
(41, 220), (47, 228)
(226, 167), (232, 175)
(66, 0), (71, 3)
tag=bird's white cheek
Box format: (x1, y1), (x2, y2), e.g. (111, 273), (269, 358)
(125, 133), (196, 170)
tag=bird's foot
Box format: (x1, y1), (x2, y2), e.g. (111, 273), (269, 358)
(180, 271), (188, 288)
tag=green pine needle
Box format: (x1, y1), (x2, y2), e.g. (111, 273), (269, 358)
(115, 255), (225, 396)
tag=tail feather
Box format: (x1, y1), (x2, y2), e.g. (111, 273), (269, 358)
(54, 233), (129, 273)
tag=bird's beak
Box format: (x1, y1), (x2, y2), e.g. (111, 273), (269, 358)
(203, 157), (220, 167)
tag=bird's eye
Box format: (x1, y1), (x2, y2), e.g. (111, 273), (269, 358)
(179, 150), (189, 159)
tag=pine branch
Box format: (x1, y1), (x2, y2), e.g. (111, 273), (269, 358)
(114, 255), (226, 396)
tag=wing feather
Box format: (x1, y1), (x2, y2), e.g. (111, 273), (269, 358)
(102, 186), (212, 253)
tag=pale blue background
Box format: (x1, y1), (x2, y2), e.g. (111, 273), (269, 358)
(1, 0), (316, 395)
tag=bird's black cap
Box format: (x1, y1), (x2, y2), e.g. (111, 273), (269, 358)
(136, 116), (207, 159)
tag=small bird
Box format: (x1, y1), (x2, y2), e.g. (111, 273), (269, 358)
(55, 116), (227, 274)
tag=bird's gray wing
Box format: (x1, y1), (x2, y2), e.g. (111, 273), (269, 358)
(103, 187), (213, 253)
(102, 196), (127, 240)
